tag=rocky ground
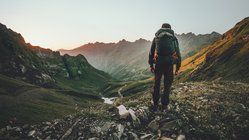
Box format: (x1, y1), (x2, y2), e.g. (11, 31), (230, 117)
(0, 81), (249, 140)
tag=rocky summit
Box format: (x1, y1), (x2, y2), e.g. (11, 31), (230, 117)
(1, 81), (248, 140)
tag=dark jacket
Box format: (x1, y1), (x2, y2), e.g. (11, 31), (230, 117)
(149, 28), (181, 70)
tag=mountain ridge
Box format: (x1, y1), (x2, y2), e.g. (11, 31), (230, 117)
(1, 18), (249, 139)
(180, 17), (249, 82)
(59, 32), (221, 80)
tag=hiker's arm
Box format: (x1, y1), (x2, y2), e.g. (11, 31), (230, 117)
(175, 38), (181, 70)
(149, 38), (156, 67)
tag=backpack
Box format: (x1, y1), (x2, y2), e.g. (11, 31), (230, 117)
(155, 31), (176, 56)
(153, 28), (179, 64)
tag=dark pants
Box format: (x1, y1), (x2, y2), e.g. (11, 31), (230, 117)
(153, 61), (174, 106)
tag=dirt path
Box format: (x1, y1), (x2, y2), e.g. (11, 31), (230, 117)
(118, 84), (127, 98)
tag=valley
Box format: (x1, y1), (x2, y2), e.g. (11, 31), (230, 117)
(0, 16), (249, 140)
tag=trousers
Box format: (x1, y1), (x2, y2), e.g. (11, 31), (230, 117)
(153, 61), (174, 106)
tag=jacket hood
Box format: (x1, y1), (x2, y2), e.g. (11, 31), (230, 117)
(155, 28), (174, 38)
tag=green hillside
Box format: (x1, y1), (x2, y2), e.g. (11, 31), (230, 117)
(0, 23), (112, 126)
(0, 74), (101, 127)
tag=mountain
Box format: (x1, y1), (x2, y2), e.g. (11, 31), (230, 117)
(0, 23), (112, 126)
(0, 24), (51, 86)
(60, 39), (152, 80)
(177, 32), (221, 58)
(1, 18), (249, 139)
(60, 33), (221, 80)
(29, 45), (111, 91)
(0, 23), (111, 89)
(180, 17), (249, 82)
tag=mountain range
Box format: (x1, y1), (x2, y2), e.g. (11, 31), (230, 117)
(0, 17), (249, 139)
(59, 32), (221, 80)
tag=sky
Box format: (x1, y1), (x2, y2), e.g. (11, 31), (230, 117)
(0, 0), (248, 50)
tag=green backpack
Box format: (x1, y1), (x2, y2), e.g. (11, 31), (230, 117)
(155, 30), (176, 56)
(154, 28), (179, 64)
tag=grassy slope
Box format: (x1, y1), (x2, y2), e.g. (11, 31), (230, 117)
(100, 78), (153, 97)
(178, 17), (249, 82)
(0, 74), (100, 127)
(52, 55), (112, 96)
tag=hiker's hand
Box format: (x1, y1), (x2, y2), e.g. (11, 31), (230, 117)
(175, 69), (179, 75)
(150, 67), (155, 73)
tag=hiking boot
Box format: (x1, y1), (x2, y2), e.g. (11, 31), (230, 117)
(149, 105), (159, 112)
(161, 105), (168, 112)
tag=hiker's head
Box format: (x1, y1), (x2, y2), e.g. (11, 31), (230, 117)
(162, 23), (171, 29)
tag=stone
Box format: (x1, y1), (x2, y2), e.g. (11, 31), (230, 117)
(136, 107), (149, 122)
(128, 109), (137, 121)
(148, 119), (159, 131)
(88, 137), (100, 140)
(161, 136), (173, 140)
(28, 130), (36, 137)
(176, 134), (186, 140)
(0, 128), (6, 136)
(90, 126), (101, 134)
(160, 120), (179, 132)
(36, 136), (43, 140)
(171, 134), (177, 138)
(45, 136), (51, 140)
(6, 125), (12, 131)
(140, 134), (153, 139)
(117, 124), (124, 138)
(53, 120), (59, 125)
(128, 132), (139, 140)
(22, 124), (29, 129)
(0, 128), (6, 133)
(101, 122), (113, 132)
(179, 83), (184, 85)
(14, 127), (21, 132)
(42, 126), (50, 132)
(117, 105), (129, 119)
(78, 137), (84, 140)
(45, 122), (51, 125)
(112, 132), (120, 140)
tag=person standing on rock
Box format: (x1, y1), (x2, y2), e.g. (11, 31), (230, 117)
(149, 23), (181, 111)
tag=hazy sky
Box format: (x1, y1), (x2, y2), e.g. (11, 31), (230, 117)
(0, 0), (248, 50)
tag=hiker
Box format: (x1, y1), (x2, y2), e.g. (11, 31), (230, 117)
(148, 23), (181, 111)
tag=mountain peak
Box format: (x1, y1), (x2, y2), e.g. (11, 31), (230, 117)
(118, 39), (128, 43)
(0, 23), (7, 29)
(211, 31), (221, 35)
(134, 38), (149, 43)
